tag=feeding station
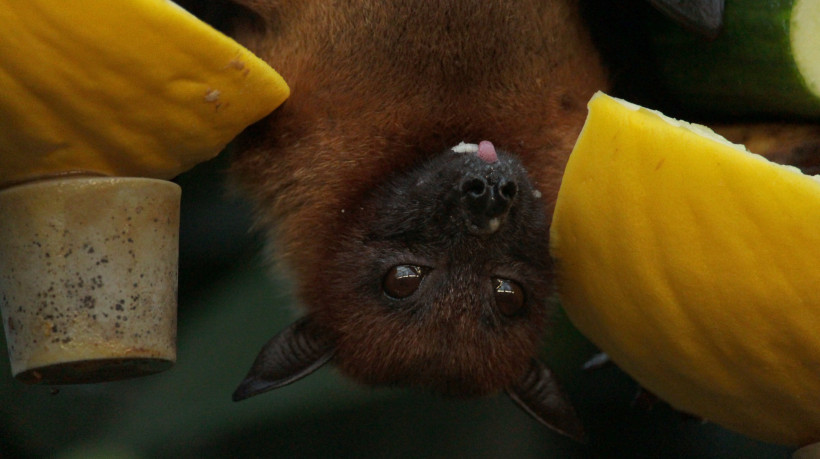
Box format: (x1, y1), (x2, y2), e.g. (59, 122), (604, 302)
(0, 0), (288, 384)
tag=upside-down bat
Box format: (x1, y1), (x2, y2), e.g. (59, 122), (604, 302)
(226, 0), (727, 440)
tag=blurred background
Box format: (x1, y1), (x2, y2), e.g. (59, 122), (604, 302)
(0, 1), (799, 457)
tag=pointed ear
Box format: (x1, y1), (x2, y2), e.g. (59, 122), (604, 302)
(646, 0), (724, 39)
(230, 0), (271, 14)
(506, 359), (585, 442)
(230, 0), (282, 21)
(233, 316), (336, 402)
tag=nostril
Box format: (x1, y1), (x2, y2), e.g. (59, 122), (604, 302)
(499, 181), (517, 201)
(461, 177), (486, 198)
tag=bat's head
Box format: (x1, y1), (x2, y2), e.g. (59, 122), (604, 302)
(234, 141), (583, 440)
(322, 140), (552, 395)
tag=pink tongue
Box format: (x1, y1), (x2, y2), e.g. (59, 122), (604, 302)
(477, 140), (498, 163)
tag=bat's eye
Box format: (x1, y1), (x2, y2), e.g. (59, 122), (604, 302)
(493, 278), (525, 316)
(383, 265), (427, 299)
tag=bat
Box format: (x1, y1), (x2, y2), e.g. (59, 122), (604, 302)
(226, 0), (724, 441)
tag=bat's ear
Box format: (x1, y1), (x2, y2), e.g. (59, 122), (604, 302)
(646, 0), (725, 39)
(233, 316), (336, 401)
(230, 0), (273, 15)
(229, 0), (280, 27)
(506, 359), (586, 442)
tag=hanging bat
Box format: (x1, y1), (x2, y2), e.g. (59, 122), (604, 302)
(227, 0), (725, 441)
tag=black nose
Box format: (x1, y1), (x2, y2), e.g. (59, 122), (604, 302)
(460, 173), (518, 235)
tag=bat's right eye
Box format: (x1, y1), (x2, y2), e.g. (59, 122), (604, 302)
(493, 278), (525, 316)
(383, 265), (427, 299)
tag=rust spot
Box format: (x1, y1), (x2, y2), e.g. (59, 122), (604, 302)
(81, 296), (95, 309)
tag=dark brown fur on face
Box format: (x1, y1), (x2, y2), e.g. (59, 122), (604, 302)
(230, 0), (608, 439)
(316, 146), (555, 397)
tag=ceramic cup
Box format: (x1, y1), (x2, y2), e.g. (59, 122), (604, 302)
(0, 176), (179, 384)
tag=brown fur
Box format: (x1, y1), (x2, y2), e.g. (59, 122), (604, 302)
(230, 0), (608, 394)
(232, 0), (607, 274)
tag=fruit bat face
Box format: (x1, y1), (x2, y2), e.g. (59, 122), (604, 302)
(312, 142), (553, 396)
(233, 142), (584, 440)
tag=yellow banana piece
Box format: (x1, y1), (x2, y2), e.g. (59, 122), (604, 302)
(0, 0), (289, 186)
(551, 92), (820, 446)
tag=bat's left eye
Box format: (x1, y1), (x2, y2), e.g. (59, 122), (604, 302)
(493, 278), (525, 316)
(383, 265), (427, 299)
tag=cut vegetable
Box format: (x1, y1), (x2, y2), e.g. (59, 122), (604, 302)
(551, 92), (820, 446)
(648, 0), (820, 119)
(0, 0), (290, 187)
